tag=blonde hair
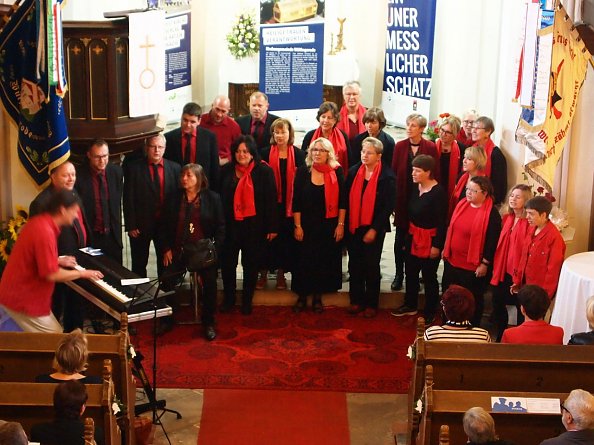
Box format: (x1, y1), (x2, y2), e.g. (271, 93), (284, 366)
(52, 329), (89, 375)
(464, 146), (487, 171)
(502, 184), (532, 217)
(586, 296), (594, 330)
(305, 137), (340, 169)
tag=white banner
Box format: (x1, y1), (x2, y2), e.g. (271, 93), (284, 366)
(129, 10), (165, 117)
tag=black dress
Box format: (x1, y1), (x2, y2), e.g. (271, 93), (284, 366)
(292, 166), (346, 297)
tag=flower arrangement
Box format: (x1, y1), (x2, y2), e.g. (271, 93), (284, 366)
(0, 207), (28, 279)
(425, 113), (450, 142)
(226, 13), (259, 60)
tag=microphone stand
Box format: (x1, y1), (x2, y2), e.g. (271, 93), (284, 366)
(132, 269), (185, 445)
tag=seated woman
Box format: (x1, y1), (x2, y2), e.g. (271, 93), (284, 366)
(35, 329), (102, 384)
(31, 381), (105, 445)
(568, 295), (594, 345)
(501, 284), (564, 345)
(424, 285), (491, 342)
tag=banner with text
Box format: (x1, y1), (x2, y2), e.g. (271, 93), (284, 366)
(165, 10), (192, 123)
(381, 0), (437, 126)
(260, 22), (324, 111)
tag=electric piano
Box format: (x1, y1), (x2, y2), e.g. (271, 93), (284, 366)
(66, 252), (177, 323)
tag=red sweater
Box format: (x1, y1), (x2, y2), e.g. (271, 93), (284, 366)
(501, 320), (564, 344)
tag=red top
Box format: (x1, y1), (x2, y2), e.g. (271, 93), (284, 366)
(445, 204), (481, 270)
(200, 113), (241, 161)
(501, 320), (564, 345)
(0, 214), (60, 316)
(490, 214), (530, 285)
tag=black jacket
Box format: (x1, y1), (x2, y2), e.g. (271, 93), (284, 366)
(235, 112), (280, 153)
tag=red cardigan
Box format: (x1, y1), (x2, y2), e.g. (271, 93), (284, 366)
(501, 320), (564, 345)
(391, 138), (439, 229)
(513, 221), (566, 298)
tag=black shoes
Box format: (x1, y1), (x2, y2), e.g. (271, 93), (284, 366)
(240, 303), (252, 315)
(391, 274), (404, 291)
(312, 295), (324, 313)
(205, 325), (216, 341)
(391, 304), (418, 317)
(293, 296), (307, 313)
(219, 303), (234, 313)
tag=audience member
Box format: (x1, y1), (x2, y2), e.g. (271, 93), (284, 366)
(435, 114), (464, 199)
(75, 139), (124, 263)
(391, 113), (439, 291)
(0, 420), (28, 445)
(199, 95), (242, 165)
(301, 101), (351, 171)
(471, 116), (507, 206)
(350, 106), (394, 167)
(490, 184), (532, 341)
(345, 137), (395, 318)
(0, 190), (103, 333)
(219, 135), (278, 315)
(123, 134), (181, 278)
(31, 380), (105, 445)
(392, 155), (446, 324)
(463, 407), (517, 445)
(457, 109), (478, 147)
(164, 102), (219, 187)
(424, 285), (491, 342)
(235, 91), (280, 153)
(568, 295), (594, 345)
(36, 328), (102, 383)
(442, 176), (502, 327)
(260, 118), (306, 290)
(512, 196), (566, 298)
(335, 80), (366, 145)
(501, 285), (564, 344)
(30, 161), (93, 332)
(448, 145), (487, 220)
(540, 389), (594, 444)
(292, 137), (346, 313)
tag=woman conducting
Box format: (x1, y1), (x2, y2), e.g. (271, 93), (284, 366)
(442, 176), (502, 327)
(292, 137), (346, 313)
(259, 118), (306, 290)
(162, 163), (225, 341)
(345, 137), (395, 318)
(219, 136), (278, 315)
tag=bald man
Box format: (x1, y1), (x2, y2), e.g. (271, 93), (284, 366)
(235, 91), (280, 153)
(200, 95), (242, 165)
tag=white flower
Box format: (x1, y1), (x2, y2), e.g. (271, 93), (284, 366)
(250, 43), (255, 49)
(112, 402), (121, 415)
(128, 345), (136, 359)
(415, 399), (423, 413)
(406, 346), (413, 359)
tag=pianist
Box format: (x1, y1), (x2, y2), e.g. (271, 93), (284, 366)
(0, 190), (104, 333)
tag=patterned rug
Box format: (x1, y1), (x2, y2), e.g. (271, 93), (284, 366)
(131, 306), (416, 393)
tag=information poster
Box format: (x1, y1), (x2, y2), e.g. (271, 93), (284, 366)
(164, 10), (192, 123)
(381, 0), (437, 126)
(260, 22), (324, 111)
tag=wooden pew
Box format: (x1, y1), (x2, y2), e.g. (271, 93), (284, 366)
(416, 366), (566, 445)
(0, 359), (122, 445)
(0, 314), (136, 445)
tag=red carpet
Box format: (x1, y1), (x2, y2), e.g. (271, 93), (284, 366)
(131, 306), (415, 393)
(197, 389), (350, 445)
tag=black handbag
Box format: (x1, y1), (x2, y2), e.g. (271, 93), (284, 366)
(182, 238), (217, 272)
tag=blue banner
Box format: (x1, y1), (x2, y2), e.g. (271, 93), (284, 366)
(260, 22), (324, 111)
(0, 0), (70, 186)
(381, 0), (437, 126)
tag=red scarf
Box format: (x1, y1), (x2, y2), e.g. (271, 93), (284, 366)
(448, 171), (486, 221)
(408, 222), (436, 258)
(348, 162), (380, 234)
(490, 215), (529, 285)
(436, 139), (461, 198)
(312, 126), (349, 171)
(443, 197), (494, 268)
(313, 163), (339, 218)
(233, 162), (256, 220)
(337, 103), (366, 137)
(456, 128), (473, 147)
(269, 145), (296, 217)
(474, 138), (495, 177)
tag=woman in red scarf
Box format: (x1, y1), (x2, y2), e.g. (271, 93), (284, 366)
(335, 80), (366, 145)
(489, 184), (532, 341)
(456, 109), (478, 147)
(448, 146), (487, 221)
(260, 118), (306, 290)
(345, 137), (395, 318)
(219, 136), (278, 315)
(442, 176), (502, 327)
(301, 101), (351, 171)
(292, 137), (346, 313)
(391, 155), (446, 325)
(471, 116), (508, 206)
(436, 115), (464, 201)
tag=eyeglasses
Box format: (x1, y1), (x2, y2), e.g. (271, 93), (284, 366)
(439, 129), (454, 135)
(311, 148), (329, 153)
(560, 402), (572, 417)
(462, 120), (475, 125)
(472, 126), (486, 130)
(90, 154), (109, 160)
(466, 188), (483, 195)
(146, 144), (165, 150)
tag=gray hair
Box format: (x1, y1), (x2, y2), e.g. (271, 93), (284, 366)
(362, 137), (383, 155)
(305, 137), (340, 169)
(463, 407), (498, 443)
(564, 389), (594, 429)
(342, 80), (361, 95)
(406, 113), (427, 128)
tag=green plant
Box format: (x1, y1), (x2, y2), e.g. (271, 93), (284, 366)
(226, 13), (259, 60)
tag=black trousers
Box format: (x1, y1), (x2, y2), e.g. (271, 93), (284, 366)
(404, 253), (440, 318)
(442, 260), (488, 327)
(129, 225), (168, 278)
(52, 284), (84, 332)
(92, 231), (122, 264)
(491, 273), (524, 342)
(221, 222), (263, 308)
(393, 226), (407, 277)
(195, 265), (218, 326)
(348, 228), (386, 309)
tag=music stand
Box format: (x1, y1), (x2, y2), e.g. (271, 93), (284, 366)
(132, 268), (185, 445)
